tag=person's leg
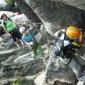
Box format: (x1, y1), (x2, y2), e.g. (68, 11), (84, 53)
(31, 44), (38, 56)
(37, 44), (44, 57)
(9, 30), (20, 47)
(13, 29), (23, 47)
(31, 42), (44, 57)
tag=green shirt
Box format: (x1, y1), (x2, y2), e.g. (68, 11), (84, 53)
(5, 19), (16, 32)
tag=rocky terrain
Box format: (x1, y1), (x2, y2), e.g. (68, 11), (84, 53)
(0, 0), (85, 85)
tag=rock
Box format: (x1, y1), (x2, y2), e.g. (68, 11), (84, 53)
(14, 0), (41, 23)
(42, 44), (77, 85)
(24, 0), (85, 36)
(0, 79), (10, 85)
(0, 0), (6, 8)
(77, 81), (85, 85)
(0, 1), (85, 85)
(77, 71), (85, 85)
(0, 78), (35, 85)
(0, 47), (21, 55)
(21, 79), (35, 85)
(20, 59), (45, 76)
(45, 57), (76, 84)
(34, 71), (75, 85)
(13, 52), (45, 75)
(1, 55), (15, 66)
(34, 72), (47, 85)
(25, 75), (36, 80)
(61, 0), (85, 10)
(40, 24), (48, 44)
(0, 11), (15, 18)
(0, 70), (4, 78)
(53, 81), (75, 85)
(69, 59), (81, 78)
(14, 52), (34, 64)
(0, 37), (3, 42)
(34, 33), (42, 43)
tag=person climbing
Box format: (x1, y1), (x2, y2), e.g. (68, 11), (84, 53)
(54, 25), (83, 64)
(19, 26), (44, 57)
(4, 0), (15, 12)
(1, 14), (22, 48)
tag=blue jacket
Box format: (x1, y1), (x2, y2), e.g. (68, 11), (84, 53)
(22, 32), (33, 43)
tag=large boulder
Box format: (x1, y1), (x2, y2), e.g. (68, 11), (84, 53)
(45, 57), (77, 85)
(24, 0), (85, 36)
(60, 0), (85, 10)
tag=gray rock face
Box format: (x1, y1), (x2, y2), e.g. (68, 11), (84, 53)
(24, 0), (85, 36)
(34, 71), (76, 85)
(77, 81), (85, 85)
(21, 59), (45, 75)
(60, 0), (85, 10)
(0, 32), (46, 78)
(45, 57), (76, 84)
(77, 70), (85, 85)
(14, 0), (41, 23)
(50, 0), (85, 11)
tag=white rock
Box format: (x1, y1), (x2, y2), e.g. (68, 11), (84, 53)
(69, 58), (81, 78)
(0, 0), (6, 7)
(14, 52), (34, 64)
(34, 72), (47, 85)
(77, 81), (85, 85)
(0, 11), (15, 18)
(0, 37), (3, 42)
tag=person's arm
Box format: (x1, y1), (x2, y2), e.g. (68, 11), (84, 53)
(54, 29), (65, 38)
(79, 32), (83, 43)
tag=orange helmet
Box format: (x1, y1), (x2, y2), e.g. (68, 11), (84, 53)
(66, 26), (81, 39)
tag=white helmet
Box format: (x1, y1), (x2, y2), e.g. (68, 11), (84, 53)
(19, 27), (26, 33)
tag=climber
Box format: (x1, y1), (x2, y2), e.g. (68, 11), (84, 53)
(1, 14), (22, 48)
(19, 26), (44, 57)
(54, 26), (83, 64)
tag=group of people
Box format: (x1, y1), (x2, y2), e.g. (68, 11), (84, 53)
(0, 12), (84, 61)
(0, 13), (44, 57)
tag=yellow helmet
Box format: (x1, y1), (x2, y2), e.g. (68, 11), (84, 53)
(66, 26), (81, 39)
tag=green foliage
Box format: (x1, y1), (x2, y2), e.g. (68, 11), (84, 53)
(11, 80), (20, 85)
(31, 43), (44, 57)
(5, 0), (15, 5)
